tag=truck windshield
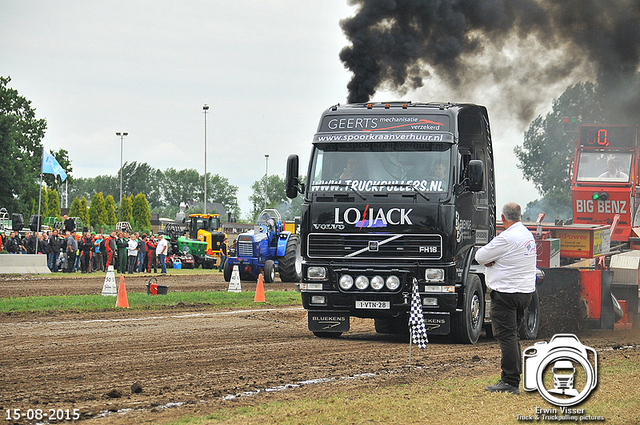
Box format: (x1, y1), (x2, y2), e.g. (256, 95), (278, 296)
(576, 152), (632, 183)
(309, 142), (451, 193)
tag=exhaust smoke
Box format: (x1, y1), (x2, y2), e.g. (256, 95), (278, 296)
(340, 0), (640, 123)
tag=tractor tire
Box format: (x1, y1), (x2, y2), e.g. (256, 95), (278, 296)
(519, 290), (540, 340)
(278, 234), (302, 282)
(223, 261), (232, 282)
(451, 274), (485, 344)
(264, 260), (275, 283)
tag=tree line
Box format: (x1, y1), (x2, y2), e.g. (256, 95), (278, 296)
(35, 188), (152, 233)
(68, 162), (240, 222)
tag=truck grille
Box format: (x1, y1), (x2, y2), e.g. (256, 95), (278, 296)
(307, 233), (442, 260)
(238, 241), (253, 257)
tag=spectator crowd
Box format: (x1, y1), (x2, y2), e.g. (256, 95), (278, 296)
(1, 214), (168, 274)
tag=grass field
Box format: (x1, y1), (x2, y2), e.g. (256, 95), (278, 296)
(167, 355), (640, 425)
(0, 290), (302, 313)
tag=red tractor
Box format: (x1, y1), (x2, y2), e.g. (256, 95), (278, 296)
(571, 124), (638, 242)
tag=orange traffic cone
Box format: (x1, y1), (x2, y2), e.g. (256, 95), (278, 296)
(254, 273), (266, 303)
(116, 274), (129, 308)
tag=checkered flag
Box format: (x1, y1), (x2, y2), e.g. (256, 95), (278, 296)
(409, 279), (429, 349)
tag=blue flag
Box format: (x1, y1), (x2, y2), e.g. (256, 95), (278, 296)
(42, 148), (67, 181)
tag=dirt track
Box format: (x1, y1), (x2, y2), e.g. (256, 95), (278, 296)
(1, 273), (639, 424)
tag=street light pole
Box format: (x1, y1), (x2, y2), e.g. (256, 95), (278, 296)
(203, 104), (209, 214)
(264, 154), (270, 210)
(116, 132), (128, 220)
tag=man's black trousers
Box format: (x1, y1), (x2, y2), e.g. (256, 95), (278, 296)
(490, 290), (532, 387)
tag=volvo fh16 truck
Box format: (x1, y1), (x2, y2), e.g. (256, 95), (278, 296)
(286, 101), (503, 344)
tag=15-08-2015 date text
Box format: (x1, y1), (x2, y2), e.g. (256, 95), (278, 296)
(5, 408), (80, 421)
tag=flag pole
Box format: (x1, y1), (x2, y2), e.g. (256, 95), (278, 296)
(409, 325), (413, 368)
(36, 147), (45, 254)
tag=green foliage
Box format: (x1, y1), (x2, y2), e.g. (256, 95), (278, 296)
(207, 173), (240, 218)
(68, 197), (81, 219)
(88, 192), (106, 230)
(48, 189), (61, 219)
(69, 174), (118, 203)
(121, 162), (161, 209)
(0, 76), (48, 216)
(162, 168), (202, 207)
(78, 196), (89, 229)
(131, 193), (151, 232)
(104, 195), (117, 226)
(38, 186), (48, 217)
(68, 165), (241, 219)
(120, 194), (133, 223)
(249, 174), (288, 219)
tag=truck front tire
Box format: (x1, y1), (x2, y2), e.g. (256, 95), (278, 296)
(451, 274), (484, 344)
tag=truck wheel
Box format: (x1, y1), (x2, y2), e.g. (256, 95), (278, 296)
(278, 234), (302, 282)
(313, 331), (342, 338)
(264, 260), (275, 283)
(519, 290), (540, 340)
(223, 261), (232, 282)
(451, 274), (484, 344)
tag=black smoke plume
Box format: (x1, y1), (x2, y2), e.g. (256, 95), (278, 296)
(340, 0), (640, 122)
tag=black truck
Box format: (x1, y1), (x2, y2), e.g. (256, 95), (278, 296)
(285, 101), (510, 344)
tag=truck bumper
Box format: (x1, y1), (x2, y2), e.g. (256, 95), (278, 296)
(302, 291), (457, 335)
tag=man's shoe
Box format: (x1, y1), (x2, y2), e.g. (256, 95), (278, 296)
(486, 380), (520, 394)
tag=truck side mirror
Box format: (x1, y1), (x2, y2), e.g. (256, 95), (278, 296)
(286, 154), (300, 199)
(468, 160), (484, 192)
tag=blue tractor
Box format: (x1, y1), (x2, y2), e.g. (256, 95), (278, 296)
(223, 209), (301, 283)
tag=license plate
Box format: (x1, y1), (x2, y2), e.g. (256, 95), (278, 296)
(355, 300), (390, 309)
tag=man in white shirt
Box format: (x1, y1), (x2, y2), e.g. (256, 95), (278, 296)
(127, 236), (138, 274)
(156, 234), (168, 274)
(475, 202), (536, 395)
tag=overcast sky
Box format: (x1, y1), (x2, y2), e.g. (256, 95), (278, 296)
(2, 1), (552, 218)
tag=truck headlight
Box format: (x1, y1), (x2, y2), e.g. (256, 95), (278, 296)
(370, 275), (385, 290)
(385, 275), (401, 291)
(339, 274), (354, 290)
(425, 268), (445, 282)
(355, 275), (369, 290)
(307, 266), (327, 280)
